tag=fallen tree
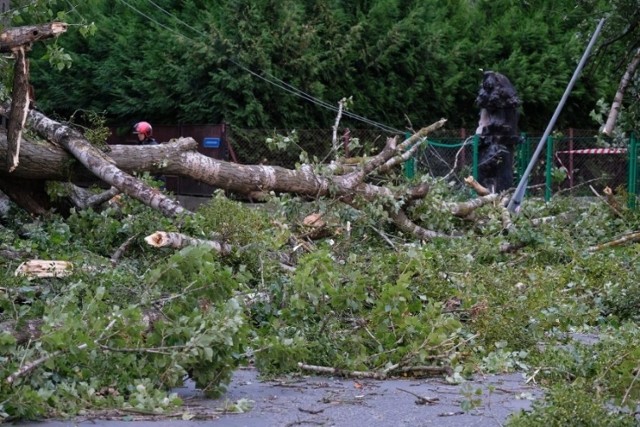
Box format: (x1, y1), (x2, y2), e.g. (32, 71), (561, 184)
(0, 101), (485, 241)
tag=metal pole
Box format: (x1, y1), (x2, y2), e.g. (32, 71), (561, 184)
(507, 18), (605, 212)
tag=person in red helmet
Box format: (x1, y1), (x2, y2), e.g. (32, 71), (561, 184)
(133, 121), (165, 188)
(132, 121), (158, 145)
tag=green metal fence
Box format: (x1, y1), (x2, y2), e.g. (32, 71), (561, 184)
(227, 127), (640, 209)
(412, 129), (639, 209)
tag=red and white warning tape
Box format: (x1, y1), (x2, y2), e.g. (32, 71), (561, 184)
(556, 148), (627, 155)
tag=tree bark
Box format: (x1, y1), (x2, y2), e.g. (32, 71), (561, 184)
(0, 176), (51, 215)
(0, 22), (68, 52)
(6, 45), (30, 172)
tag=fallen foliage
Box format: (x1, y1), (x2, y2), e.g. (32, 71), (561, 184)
(1, 170), (640, 424)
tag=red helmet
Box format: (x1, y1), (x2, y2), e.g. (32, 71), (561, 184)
(133, 121), (153, 137)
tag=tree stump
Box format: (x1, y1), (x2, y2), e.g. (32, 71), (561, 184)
(475, 71), (521, 192)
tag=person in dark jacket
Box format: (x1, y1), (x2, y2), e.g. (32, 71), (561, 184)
(132, 121), (158, 145)
(133, 121), (165, 188)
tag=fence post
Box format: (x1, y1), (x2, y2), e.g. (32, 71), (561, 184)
(545, 135), (553, 202)
(472, 134), (479, 180)
(404, 131), (415, 179)
(515, 133), (528, 195)
(629, 132), (637, 209)
(568, 128), (574, 191)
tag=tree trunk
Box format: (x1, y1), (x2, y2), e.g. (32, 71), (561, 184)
(474, 71), (521, 192)
(603, 47), (640, 136)
(0, 177), (51, 215)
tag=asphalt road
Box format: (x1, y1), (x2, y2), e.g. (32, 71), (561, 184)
(13, 366), (541, 427)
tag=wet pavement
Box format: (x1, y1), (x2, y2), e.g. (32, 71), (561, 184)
(13, 366), (541, 427)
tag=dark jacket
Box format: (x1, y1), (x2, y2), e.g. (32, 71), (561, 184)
(140, 136), (158, 145)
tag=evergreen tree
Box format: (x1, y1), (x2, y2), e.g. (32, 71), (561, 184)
(26, 0), (618, 132)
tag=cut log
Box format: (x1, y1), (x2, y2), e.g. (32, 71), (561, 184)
(15, 260), (73, 278)
(464, 176), (490, 196)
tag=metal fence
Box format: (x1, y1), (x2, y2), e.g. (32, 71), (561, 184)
(228, 127), (640, 208)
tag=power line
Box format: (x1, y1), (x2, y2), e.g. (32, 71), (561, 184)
(119, 0), (403, 134)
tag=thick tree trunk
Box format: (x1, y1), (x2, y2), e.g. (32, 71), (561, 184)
(0, 115), (446, 205)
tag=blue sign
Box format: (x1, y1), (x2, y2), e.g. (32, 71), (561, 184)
(203, 137), (221, 148)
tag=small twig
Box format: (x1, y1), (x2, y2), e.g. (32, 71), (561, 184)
(298, 407), (325, 415)
(397, 387), (440, 405)
(6, 348), (65, 384)
(393, 365), (454, 377)
(7, 318), (117, 384)
(285, 420), (325, 427)
(369, 225), (396, 249)
(443, 137), (475, 180)
(525, 367), (541, 384)
(96, 344), (173, 355)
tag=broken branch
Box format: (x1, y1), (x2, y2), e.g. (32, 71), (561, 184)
(144, 231), (232, 255)
(297, 362), (451, 379)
